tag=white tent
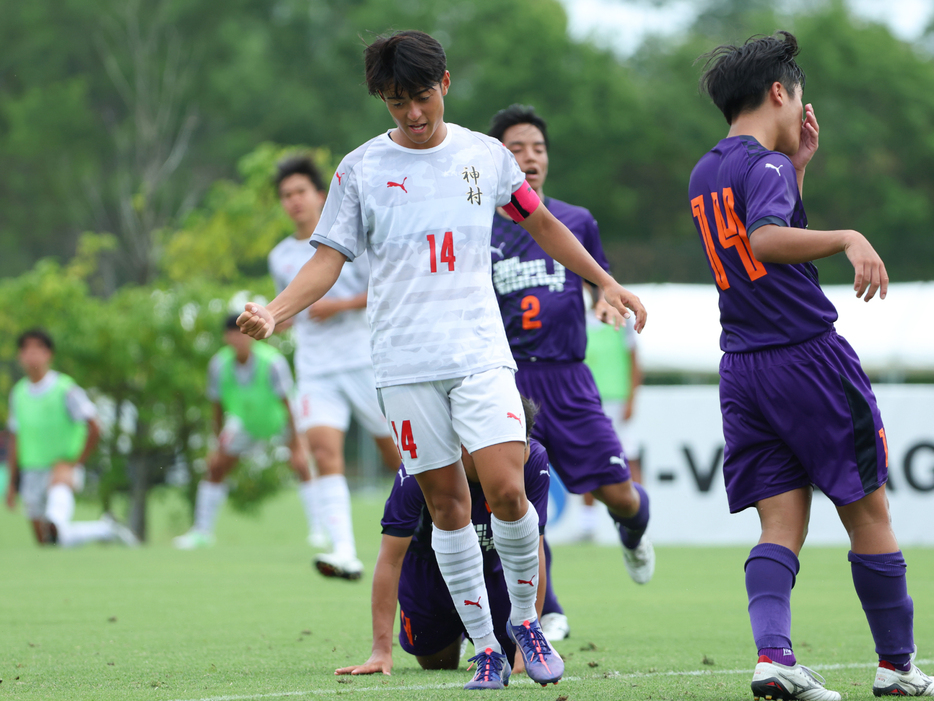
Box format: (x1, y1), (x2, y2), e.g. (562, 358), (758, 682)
(627, 282), (934, 377)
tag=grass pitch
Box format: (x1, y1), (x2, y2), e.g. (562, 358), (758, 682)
(1, 486), (932, 701)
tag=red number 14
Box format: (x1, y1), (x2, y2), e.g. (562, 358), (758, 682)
(427, 231), (456, 273)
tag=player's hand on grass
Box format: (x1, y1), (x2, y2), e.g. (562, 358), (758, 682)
(308, 298), (343, 322)
(237, 304), (275, 339)
(603, 282), (646, 333)
(335, 651), (393, 676)
(843, 231), (888, 301)
(791, 103), (819, 174)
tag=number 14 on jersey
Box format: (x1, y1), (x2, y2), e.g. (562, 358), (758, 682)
(427, 231), (456, 273)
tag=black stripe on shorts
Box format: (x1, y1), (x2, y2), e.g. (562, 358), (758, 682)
(840, 374), (880, 495)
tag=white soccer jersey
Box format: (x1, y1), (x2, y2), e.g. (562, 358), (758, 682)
(268, 236), (373, 380)
(311, 123), (526, 388)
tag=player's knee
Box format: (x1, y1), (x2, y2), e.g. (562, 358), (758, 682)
(485, 486), (527, 521)
(311, 445), (342, 474)
(425, 495), (471, 529)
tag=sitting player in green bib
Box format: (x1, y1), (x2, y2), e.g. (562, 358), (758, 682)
(5, 329), (136, 546)
(174, 315), (313, 549)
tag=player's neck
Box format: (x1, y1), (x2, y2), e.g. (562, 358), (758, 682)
(293, 216), (318, 241)
(389, 121), (448, 150)
(26, 367), (50, 384)
(234, 349), (251, 365)
(727, 114), (778, 152)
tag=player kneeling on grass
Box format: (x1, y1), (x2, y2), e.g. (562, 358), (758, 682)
(174, 315), (315, 550)
(5, 329), (136, 547)
(336, 398), (555, 683)
(692, 32), (933, 700)
(237, 29), (645, 690)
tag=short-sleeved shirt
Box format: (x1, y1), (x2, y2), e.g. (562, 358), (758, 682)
(490, 198), (610, 363)
(7, 371), (97, 433)
(206, 351), (293, 402)
(268, 236), (373, 380)
(311, 123), (527, 387)
(688, 136), (837, 352)
(381, 440), (551, 565)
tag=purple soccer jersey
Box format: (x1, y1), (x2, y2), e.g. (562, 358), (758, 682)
(491, 199), (610, 362)
(688, 136), (837, 352)
(381, 442), (550, 657)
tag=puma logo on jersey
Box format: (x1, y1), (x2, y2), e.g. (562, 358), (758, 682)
(765, 163), (784, 176)
(539, 470), (549, 476)
(491, 242), (507, 259)
(335, 172), (345, 185)
(506, 412), (522, 424)
(609, 455), (626, 466)
(387, 177), (408, 193)
(464, 596), (482, 609)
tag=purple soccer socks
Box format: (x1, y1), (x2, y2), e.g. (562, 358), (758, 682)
(849, 550), (914, 671)
(612, 482), (650, 550)
(746, 543), (799, 666)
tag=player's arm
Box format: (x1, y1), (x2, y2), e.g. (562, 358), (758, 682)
(239, 245), (347, 339)
(626, 343), (641, 421)
(75, 419), (100, 466)
(335, 533), (411, 675)
(750, 226), (888, 301)
(5, 432), (17, 510)
(212, 402), (224, 437)
(308, 291), (367, 322)
(519, 206), (646, 331)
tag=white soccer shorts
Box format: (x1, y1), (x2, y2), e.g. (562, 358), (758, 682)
(217, 416), (290, 457)
(19, 465), (85, 520)
(601, 399), (639, 459)
(376, 366), (526, 474)
(295, 366), (390, 437)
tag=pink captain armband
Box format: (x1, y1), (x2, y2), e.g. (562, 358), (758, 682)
(503, 180), (541, 223)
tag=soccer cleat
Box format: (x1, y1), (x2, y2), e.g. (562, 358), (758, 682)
(507, 618), (564, 686)
(102, 514), (139, 547)
(172, 529), (215, 550)
(752, 656), (841, 701)
(540, 612), (571, 642)
(873, 661), (934, 696)
(463, 647), (511, 690)
(314, 552), (363, 581)
(307, 528), (330, 549)
(623, 537), (655, 584)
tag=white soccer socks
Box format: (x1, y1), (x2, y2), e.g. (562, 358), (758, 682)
(316, 474), (356, 558)
(45, 483), (114, 547)
(491, 503), (540, 626)
(297, 479), (324, 537)
(193, 480), (228, 535)
(432, 523), (501, 653)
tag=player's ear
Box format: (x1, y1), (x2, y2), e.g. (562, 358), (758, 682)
(440, 71), (451, 96)
(770, 81), (785, 107)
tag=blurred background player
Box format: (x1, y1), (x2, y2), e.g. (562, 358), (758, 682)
(693, 31), (932, 700)
(173, 315), (312, 549)
(5, 329), (136, 547)
(335, 398), (552, 682)
(488, 105), (654, 586)
(580, 284), (643, 540)
(237, 30), (645, 690)
(269, 155), (400, 580)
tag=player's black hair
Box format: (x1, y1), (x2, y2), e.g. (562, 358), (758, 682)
(699, 31), (806, 125)
(16, 328), (54, 352)
(224, 314), (240, 331)
(275, 155), (325, 193)
(487, 104), (550, 149)
(364, 30), (447, 98)
(521, 396), (539, 441)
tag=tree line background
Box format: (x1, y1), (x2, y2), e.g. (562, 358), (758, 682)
(3, 0), (934, 535)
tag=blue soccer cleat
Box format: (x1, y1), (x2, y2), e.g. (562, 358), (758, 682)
(464, 647), (511, 690)
(508, 618), (564, 686)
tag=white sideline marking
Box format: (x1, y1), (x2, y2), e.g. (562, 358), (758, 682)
(169, 659), (933, 701)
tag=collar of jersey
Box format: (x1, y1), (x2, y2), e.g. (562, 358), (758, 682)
(26, 370), (59, 395)
(383, 123), (454, 154)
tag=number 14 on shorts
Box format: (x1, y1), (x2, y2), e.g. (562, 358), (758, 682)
(391, 420), (418, 459)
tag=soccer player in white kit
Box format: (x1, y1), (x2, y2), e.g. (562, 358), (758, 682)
(239, 30), (646, 690)
(269, 156), (400, 579)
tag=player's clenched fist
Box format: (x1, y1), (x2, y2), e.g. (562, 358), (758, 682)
(237, 304), (276, 339)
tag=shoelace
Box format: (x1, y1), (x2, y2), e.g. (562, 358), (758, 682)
(516, 622), (554, 662)
(466, 649), (504, 681)
(798, 665), (828, 686)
